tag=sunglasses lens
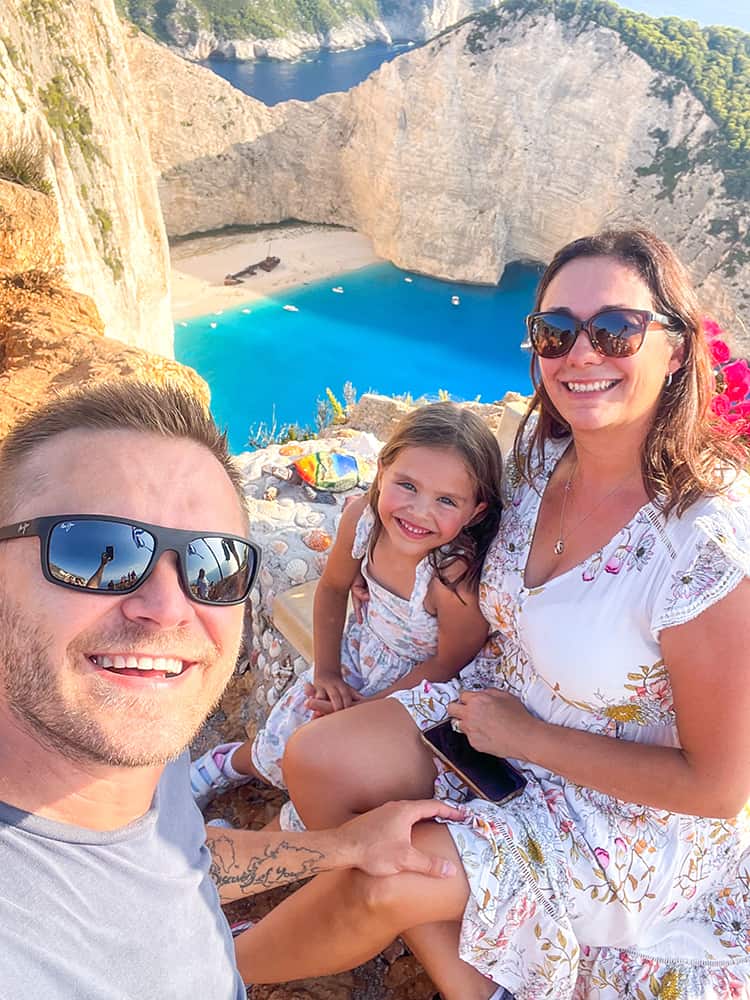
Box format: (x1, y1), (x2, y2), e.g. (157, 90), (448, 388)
(48, 520), (155, 592)
(589, 310), (646, 357)
(185, 536), (255, 604)
(528, 314), (577, 358)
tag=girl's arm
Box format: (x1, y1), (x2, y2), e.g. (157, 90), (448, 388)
(373, 574), (490, 699)
(310, 495), (368, 710)
(448, 579), (750, 818)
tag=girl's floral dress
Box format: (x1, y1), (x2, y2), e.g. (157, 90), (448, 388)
(252, 504), (440, 788)
(392, 436), (750, 1000)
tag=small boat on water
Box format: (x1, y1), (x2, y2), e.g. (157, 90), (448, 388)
(209, 322), (217, 329)
(404, 277), (413, 283)
(332, 286), (344, 294)
(241, 308), (251, 314)
(283, 304), (299, 313)
(451, 295), (460, 306)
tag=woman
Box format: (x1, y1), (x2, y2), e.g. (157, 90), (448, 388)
(237, 229), (750, 1000)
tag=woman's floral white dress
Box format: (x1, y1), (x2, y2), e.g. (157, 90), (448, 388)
(392, 437), (750, 1000)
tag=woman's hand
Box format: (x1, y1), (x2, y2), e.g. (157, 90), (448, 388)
(447, 688), (539, 761)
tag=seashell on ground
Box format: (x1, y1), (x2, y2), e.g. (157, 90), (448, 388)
(303, 528), (332, 551)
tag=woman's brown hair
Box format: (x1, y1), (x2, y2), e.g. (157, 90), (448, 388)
(368, 402), (503, 592)
(514, 228), (748, 515)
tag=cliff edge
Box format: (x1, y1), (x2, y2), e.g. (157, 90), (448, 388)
(0, 178), (207, 436)
(0, 0), (173, 355)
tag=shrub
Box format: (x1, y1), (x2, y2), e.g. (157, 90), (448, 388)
(0, 136), (52, 195)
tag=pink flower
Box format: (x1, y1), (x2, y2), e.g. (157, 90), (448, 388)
(703, 316), (723, 340)
(594, 847), (610, 868)
(605, 545), (630, 575)
(723, 360), (750, 402)
(711, 393), (732, 417)
(710, 338), (732, 364)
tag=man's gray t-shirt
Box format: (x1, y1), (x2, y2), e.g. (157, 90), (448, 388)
(0, 754), (245, 999)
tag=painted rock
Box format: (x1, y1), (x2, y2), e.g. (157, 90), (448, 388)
(292, 451), (360, 492)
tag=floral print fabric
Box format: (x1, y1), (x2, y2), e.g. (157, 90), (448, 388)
(253, 505), (439, 788)
(392, 437), (750, 999)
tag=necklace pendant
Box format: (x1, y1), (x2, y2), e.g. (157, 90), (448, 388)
(554, 538), (565, 556)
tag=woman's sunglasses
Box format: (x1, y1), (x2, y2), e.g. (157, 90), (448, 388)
(526, 308), (678, 359)
(0, 515), (261, 606)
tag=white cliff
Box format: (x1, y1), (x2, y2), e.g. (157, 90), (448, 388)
(156, 1), (498, 62)
(0, 0), (173, 355)
(130, 12), (750, 346)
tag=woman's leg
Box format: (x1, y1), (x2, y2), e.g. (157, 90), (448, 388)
(282, 698), (438, 828)
(235, 820), (496, 1000)
(404, 920), (496, 1000)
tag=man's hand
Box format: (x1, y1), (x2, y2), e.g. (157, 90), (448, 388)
(339, 799), (465, 878)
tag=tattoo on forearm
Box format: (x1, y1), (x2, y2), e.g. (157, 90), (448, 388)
(207, 833), (327, 897)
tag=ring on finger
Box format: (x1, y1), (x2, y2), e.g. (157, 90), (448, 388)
(450, 718), (463, 734)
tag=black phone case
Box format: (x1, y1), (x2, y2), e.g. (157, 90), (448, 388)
(421, 720), (527, 805)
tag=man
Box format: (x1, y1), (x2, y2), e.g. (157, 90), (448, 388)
(0, 381), (460, 998)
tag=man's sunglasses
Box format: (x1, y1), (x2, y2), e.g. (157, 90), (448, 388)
(0, 515), (261, 606)
(525, 308), (678, 359)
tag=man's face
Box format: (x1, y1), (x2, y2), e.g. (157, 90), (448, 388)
(0, 429), (248, 768)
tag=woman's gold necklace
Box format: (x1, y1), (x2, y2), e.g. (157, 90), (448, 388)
(554, 460), (639, 557)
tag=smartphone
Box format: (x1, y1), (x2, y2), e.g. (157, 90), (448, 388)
(421, 720), (527, 805)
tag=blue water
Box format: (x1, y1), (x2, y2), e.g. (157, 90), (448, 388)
(174, 261), (539, 453)
(202, 41), (412, 106)
(203, 4), (748, 109)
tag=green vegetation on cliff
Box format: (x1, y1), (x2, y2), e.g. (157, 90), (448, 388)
(118, 0), (379, 42)
(467, 1), (749, 199)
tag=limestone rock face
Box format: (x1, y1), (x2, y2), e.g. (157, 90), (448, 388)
(0, 0), (173, 355)
(0, 181), (64, 274)
(0, 179), (207, 438)
(136, 12), (749, 352)
(155, 0), (495, 61)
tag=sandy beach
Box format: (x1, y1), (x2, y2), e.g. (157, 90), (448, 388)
(170, 224), (380, 320)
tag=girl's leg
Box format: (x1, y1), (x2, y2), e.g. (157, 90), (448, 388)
(235, 820), (495, 1000)
(282, 698), (438, 829)
(227, 739), (261, 778)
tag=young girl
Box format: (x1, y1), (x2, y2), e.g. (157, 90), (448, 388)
(191, 402), (503, 828)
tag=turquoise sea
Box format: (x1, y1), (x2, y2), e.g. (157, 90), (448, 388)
(174, 261), (540, 453)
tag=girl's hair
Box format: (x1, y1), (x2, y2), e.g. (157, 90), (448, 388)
(367, 401), (503, 592)
(514, 227), (747, 515)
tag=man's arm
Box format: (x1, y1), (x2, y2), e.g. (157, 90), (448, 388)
(206, 798), (464, 903)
